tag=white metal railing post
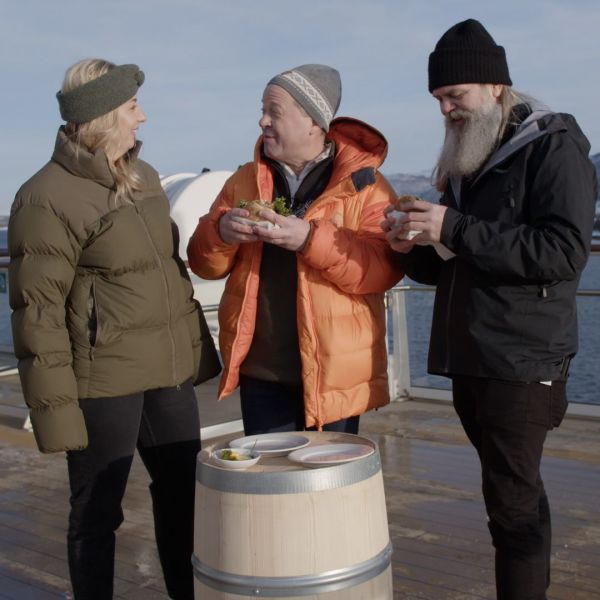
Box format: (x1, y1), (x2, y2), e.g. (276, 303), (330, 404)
(386, 286), (411, 401)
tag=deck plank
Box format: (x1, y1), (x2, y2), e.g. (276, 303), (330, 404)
(1, 398), (599, 599)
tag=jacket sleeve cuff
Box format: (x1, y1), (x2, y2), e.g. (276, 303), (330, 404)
(440, 206), (463, 251)
(297, 220), (315, 253)
(29, 402), (88, 454)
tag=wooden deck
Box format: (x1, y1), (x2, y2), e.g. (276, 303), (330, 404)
(1, 389), (599, 599)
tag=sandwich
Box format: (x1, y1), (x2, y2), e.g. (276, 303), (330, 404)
(389, 195), (421, 240)
(238, 197), (290, 219)
(392, 194), (420, 209)
(233, 197), (290, 229)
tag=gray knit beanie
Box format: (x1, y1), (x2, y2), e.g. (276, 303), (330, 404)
(268, 64), (341, 132)
(57, 63), (145, 124)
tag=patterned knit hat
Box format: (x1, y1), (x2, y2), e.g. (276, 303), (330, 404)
(268, 64), (341, 132)
(428, 19), (512, 92)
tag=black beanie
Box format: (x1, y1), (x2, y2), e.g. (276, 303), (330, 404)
(428, 19), (512, 92)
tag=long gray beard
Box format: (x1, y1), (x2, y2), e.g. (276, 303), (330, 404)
(436, 100), (503, 180)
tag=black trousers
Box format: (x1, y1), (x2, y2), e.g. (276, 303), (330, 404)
(452, 376), (568, 600)
(66, 380), (200, 600)
(239, 375), (360, 435)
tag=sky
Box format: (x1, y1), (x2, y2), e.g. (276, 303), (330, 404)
(2, 0), (599, 214)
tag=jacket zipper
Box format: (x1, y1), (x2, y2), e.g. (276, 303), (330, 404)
(444, 259), (458, 373)
(297, 204), (321, 429)
(134, 204), (178, 385)
(442, 184), (459, 373)
(298, 261), (323, 430)
(270, 169), (325, 428)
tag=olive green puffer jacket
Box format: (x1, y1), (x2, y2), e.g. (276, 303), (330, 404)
(9, 128), (205, 453)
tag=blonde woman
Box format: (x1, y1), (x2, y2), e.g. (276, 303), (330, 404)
(8, 59), (216, 599)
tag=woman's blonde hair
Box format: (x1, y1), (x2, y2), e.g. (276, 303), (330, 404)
(62, 58), (143, 204)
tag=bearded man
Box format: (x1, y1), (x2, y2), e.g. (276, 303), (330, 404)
(383, 19), (596, 600)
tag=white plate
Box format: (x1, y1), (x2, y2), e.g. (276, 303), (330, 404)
(230, 215), (279, 230)
(287, 443), (374, 468)
(230, 434), (310, 457)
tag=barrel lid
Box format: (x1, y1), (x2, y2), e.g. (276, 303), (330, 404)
(197, 433), (383, 494)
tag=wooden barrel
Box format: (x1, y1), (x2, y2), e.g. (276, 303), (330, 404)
(193, 432), (392, 599)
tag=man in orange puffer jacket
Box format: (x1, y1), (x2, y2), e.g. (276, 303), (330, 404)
(188, 64), (404, 434)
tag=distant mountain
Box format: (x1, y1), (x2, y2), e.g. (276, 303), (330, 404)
(384, 171), (439, 202)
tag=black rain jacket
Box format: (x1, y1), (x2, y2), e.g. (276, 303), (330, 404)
(399, 107), (597, 382)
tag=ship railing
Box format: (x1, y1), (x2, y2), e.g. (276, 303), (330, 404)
(385, 282), (600, 419)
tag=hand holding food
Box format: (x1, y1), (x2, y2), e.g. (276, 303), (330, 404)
(235, 197), (310, 252)
(388, 195), (421, 240)
(251, 210), (312, 252)
(232, 197), (291, 230)
(218, 197), (291, 244)
(218, 206), (261, 245)
(382, 195), (449, 254)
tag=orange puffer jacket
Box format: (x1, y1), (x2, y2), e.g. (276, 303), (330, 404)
(188, 117), (404, 428)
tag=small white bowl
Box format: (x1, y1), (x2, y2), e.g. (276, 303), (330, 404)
(211, 448), (261, 470)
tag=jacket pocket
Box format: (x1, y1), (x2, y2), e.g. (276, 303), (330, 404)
(550, 380), (568, 428)
(87, 279), (98, 347)
(527, 380), (567, 430)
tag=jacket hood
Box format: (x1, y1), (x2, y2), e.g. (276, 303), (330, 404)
(459, 109), (593, 199)
(325, 116), (389, 176)
(494, 109), (591, 171)
(51, 127), (142, 189)
(534, 111), (591, 156)
(252, 117), (388, 197)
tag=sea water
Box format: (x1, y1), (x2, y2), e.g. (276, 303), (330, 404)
(405, 254), (600, 405)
